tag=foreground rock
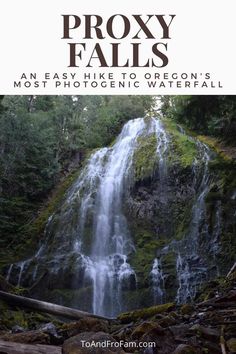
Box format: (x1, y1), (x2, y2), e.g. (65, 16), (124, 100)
(60, 317), (109, 338)
(62, 332), (126, 354)
(0, 272), (236, 353)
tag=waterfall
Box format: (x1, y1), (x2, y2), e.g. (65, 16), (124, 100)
(17, 261), (26, 286)
(6, 264), (13, 282)
(152, 118), (169, 181)
(210, 201), (222, 276)
(150, 258), (165, 304)
(7, 117), (168, 317)
(211, 201), (222, 254)
(176, 254), (192, 303)
(4, 117), (219, 312)
(85, 118), (168, 315)
(175, 142), (211, 303)
(82, 118), (147, 316)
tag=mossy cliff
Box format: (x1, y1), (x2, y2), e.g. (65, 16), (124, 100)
(125, 117), (236, 307)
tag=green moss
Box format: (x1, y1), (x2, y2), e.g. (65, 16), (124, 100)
(169, 135), (197, 168)
(118, 302), (175, 323)
(29, 170), (81, 238)
(128, 225), (163, 286)
(133, 133), (158, 181)
(122, 288), (153, 310)
(163, 118), (198, 168)
(0, 308), (28, 330)
(197, 135), (233, 161)
(180, 304), (195, 315)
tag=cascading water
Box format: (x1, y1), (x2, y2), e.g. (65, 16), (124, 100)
(175, 141), (211, 303)
(176, 253), (193, 304)
(80, 119), (149, 316)
(6, 117), (169, 317)
(152, 118), (169, 182)
(150, 258), (165, 304)
(149, 120), (168, 303)
(209, 200), (222, 276)
(6, 264), (13, 283)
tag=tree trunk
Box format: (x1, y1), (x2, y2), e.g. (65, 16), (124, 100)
(0, 290), (113, 321)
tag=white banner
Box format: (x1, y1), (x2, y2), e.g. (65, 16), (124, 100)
(0, 0), (235, 94)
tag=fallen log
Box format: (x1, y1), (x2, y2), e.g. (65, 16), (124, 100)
(0, 340), (61, 354)
(227, 261), (236, 278)
(198, 301), (236, 309)
(0, 290), (113, 321)
(197, 290), (236, 308)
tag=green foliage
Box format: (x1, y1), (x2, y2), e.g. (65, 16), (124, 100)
(80, 95), (154, 147)
(0, 95), (154, 255)
(159, 95), (236, 144)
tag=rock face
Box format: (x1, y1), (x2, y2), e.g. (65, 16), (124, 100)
(2, 117), (236, 317)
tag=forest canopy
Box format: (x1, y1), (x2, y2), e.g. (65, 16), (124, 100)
(159, 95), (236, 144)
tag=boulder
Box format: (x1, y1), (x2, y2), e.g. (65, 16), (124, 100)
(141, 327), (176, 354)
(180, 304), (195, 315)
(189, 324), (220, 341)
(12, 325), (25, 333)
(157, 314), (178, 327)
(39, 322), (63, 345)
(131, 321), (163, 339)
(62, 331), (126, 354)
(60, 317), (109, 338)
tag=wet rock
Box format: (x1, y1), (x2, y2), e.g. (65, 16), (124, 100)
(189, 324), (220, 341)
(12, 325), (25, 333)
(227, 338), (236, 353)
(62, 331), (126, 353)
(131, 321), (163, 339)
(39, 322), (58, 335)
(172, 344), (198, 354)
(141, 327), (176, 354)
(180, 304), (195, 316)
(157, 314), (178, 327)
(60, 317), (109, 338)
(169, 324), (191, 340)
(39, 322), (63, 345)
